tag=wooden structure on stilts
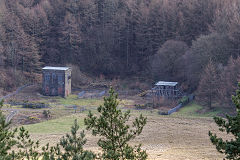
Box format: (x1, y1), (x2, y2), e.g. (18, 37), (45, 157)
(151, 81), (183, 105)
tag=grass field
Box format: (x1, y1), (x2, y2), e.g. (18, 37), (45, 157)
(172, 102), (222, 117)
(26, 112), (226, 160)
(23, 102), (221, 135)
(56, 95), (103, 106)
(24, 113), (86, 134)
(23, 100), (223, 135)
(8, 85), (229, 160)
(21, 101), (230, 160)
(23, 109), (157, 134)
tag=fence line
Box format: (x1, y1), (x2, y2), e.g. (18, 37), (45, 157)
(6, 110), (18, 123)
(0, 84), (33, 101)
(1, 84), (33, 123)
(168, 104), (183, 115)
(167, 94), (195, 115)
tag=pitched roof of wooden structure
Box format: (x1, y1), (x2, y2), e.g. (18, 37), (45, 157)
(155, 81), (178, 86)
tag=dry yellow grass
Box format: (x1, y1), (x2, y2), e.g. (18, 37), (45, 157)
(28, 115), (226, 160)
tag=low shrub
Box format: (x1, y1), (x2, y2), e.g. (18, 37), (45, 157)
(43, 110), (51, 118)
(158, 111), (168, 115)
(23, 102), (49, 109)
(179, 96), (189, 105)
(135, 104), (146, 109)
(28, 116), (39, 121)
(138, 90), (149, 97)
(135, 103), (153, 109)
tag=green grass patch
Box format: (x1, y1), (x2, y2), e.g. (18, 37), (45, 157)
(51, 95), (134, 108)
(24, 107), (156, 134)
(3, 104), (20, 109)
(22, 96), (136, 134)
(173, 103), (202, 116)
(24, 114), (86, 134)
(172, 102), (221, 117)
(54, 95), (103, 107)
(118, 99), (135, 107)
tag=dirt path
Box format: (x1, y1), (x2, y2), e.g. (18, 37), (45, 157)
(0, 84), (34, 101)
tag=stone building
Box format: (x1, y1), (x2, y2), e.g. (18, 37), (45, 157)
(42, 66), (71, 97)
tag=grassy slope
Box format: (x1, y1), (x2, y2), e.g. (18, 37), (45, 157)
(26, 108), (225, 160)
(24, 100), (220, 134)
(23, 109), (157, 134)
(44, 94), (104, 106)
(24, 94), (136, 134)
(41, 94), (134, 107)
(172, 102), (222, 117)
(24, 113), (85, 134)
(22, 99), (228, 159)
(24, 102), (217, 134)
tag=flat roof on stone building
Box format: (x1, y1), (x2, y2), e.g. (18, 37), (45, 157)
(42, 66), (70, 71)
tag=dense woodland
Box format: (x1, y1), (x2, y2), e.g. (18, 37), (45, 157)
(0, 0), (240, 109)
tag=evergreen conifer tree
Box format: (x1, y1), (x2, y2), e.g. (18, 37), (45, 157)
(0, 98), (93, 160)
(84, 88), (148, 160)
(0, 100), (17, 160)
(59, 119), (95, 160)
(0, 99), (41, 160)
(41, 119), (95, 160)
(209, 83), (240, 159)
(13, 126), (41, 160)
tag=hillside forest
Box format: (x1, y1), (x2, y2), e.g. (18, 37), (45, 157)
(0, 0), (240, 109)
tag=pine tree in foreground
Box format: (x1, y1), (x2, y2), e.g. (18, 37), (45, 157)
(0, 98), (94, 160)
(0, 100), (17, 160)
(209, 83), (240, 159)
(84, 88), (148, 160)
(0, 99), (41, 160)
(58, 119), (95, 160)
(40, 119), (95, 160)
